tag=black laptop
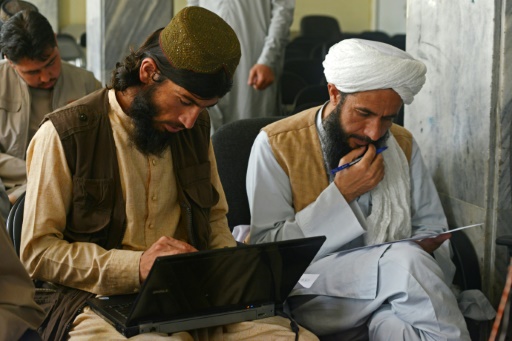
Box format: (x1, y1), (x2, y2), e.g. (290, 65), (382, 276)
(87, 236), (326, 337)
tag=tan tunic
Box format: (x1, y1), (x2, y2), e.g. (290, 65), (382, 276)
(21, 90), (315, 340)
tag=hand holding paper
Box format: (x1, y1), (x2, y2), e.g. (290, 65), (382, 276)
(336, 223), (483, 255)
(415, 232), (452, 254)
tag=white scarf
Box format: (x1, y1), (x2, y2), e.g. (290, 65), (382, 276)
(365, 135), (411, 245)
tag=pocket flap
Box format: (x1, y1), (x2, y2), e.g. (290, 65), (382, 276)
(178, 162), (219, 208)
(0, 97), (21, 112)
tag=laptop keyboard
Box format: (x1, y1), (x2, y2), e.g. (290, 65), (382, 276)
(110, 303), (133, 319)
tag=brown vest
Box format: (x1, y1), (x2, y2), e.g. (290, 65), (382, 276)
(263, 106), (412, 212)
(38, 88), (219, 340)
(43, 88), (217, 250)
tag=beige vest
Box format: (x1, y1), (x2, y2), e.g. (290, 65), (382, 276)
(263, 106), (412, 212)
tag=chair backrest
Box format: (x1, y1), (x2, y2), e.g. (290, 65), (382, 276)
(283, 58), (325, 86)
(359, 30), (391, 44)
(390, 34), (406, 51)
(450, 230), (481, 291)
(56, 33), (85, 68)
(300, 15), (342, 41)
(293, 84), (329, 110)
(5, 191), (26, 256)
(280, 70), (309, 108)
(212, 117), (285, 230)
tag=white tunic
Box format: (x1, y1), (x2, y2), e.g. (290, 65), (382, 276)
(247, 109), (454, 280)
(246, 107), (474, 339)
(187, 0), (294, 130)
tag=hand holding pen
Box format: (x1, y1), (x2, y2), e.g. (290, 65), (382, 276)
(332, 145), (388, 203)
(330, 146), (388, 175)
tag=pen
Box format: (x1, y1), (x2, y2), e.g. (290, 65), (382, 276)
(330, 146), (388, 175)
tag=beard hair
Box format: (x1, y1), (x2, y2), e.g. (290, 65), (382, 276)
(127, 83), (174, 157)
(322, 101), (390, 171)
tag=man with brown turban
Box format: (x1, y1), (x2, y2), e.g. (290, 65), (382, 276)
(20, 7), (318, 340)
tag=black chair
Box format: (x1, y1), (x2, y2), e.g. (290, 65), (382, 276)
(79, 32), (86, 48)
(299, 15), (342, 42)
(283, 58), (325, 86)
(212, 117), (285, 230)
(390, 34), (406, 51)
(497, 236), (512, 259)
(6, 191), (26, 256)
(341, 32), (363, 40)
(451, 231), (494, 340)
(359, 30), (391, 44)
(309, 40), (338, 60)
(292, 84), (329, 110)
(56, 33), (85, 68)
(280, 70), (309, 111)
(284, 44), (310, 62)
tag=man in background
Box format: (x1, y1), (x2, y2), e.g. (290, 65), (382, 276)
(0, 10), (101, 204)
(187, 1), (294, 132)
(21, 7), (317, 340)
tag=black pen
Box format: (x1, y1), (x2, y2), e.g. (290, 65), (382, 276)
(330, 146), (388, 175)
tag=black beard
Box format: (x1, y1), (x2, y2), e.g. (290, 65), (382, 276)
(127, 84), (173, 157)
(322, 101), (390, 171)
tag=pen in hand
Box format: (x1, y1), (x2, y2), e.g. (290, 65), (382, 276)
(330, 146), (388, 175)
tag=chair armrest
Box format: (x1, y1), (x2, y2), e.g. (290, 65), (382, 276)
(496, 235), (512, 259)
(496, 235), (512, 247)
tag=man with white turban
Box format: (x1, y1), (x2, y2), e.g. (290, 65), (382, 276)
(246, 39), (471, 340)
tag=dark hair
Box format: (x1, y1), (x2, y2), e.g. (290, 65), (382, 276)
(0, 10), (56, 63)
(109, 28), (233, 99)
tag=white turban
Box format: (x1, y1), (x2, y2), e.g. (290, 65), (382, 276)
(323, 39), (426, 104)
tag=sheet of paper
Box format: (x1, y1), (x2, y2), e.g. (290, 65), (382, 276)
(335, 223), (483, 255)
(298, 274), (320, 288)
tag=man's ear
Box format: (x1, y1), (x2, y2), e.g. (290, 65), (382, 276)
(4, 56), (15, 68)
(139, 58), (158, 84)
(327, 83), (342, 106)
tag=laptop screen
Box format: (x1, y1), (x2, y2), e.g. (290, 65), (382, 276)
(128, 236), (326, 324)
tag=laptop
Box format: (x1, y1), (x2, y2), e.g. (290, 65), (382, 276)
(87, 236), (326, 337)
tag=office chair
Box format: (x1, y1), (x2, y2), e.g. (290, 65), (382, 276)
(211, 116), (286, 230)
(292, 84), (329, 110)
(280, 71), (309, 113)
(299, 15), (342, 42)
(283, 58), (325, 86)
(390, 34), (406, 51)
(359, 30), (391, 44)
(284, 44), (310, 62)
(6, 191), (25, 256)
(56, 33), (86, 68)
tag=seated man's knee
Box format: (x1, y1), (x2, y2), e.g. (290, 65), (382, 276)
(380, 242), (443, 278)
(368, 305), (421, 341)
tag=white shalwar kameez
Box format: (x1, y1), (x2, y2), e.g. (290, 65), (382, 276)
(187, 0), (294, 131)
(246, 106), (472, 340)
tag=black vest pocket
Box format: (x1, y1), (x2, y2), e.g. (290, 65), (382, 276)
(69, 177), (114, 234)
(178, 161), (219, 208)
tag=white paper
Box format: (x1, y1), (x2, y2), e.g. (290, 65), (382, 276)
(298, 274), (320, 288)
(336, 223), (483, 255)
